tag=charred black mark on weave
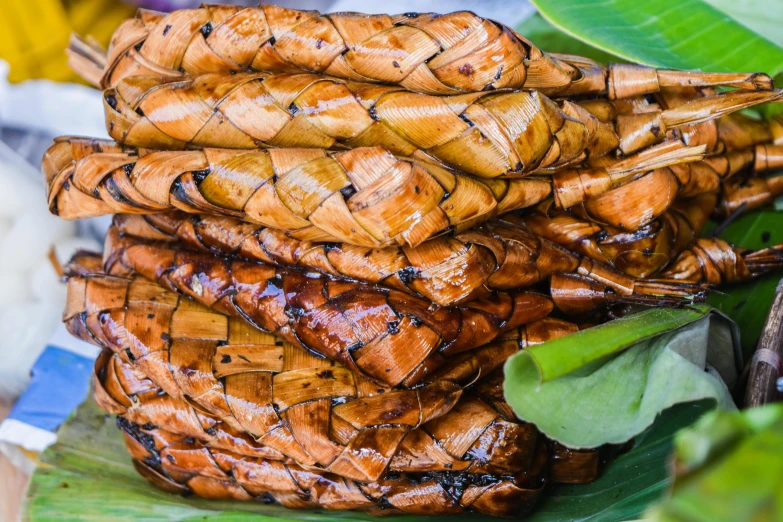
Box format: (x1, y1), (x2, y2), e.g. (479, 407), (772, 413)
(262, 492), (276, 505)
(123, 163), (136, 177)
(494, 66), (503, 80)
(315, 38), (324, 49)
(221, 354), (232, 364)
(650, 125), (661, 136)
(288, 102), (300, 115)
(126, 349), (137, 362)
(302, 382), (311, 388)
(410, 316), (423, 327)
(316, 369), (335, 379)
(398, 266), (419, 284)
(147, 313), (155, 319)
(160, 332), (171, 341)
(191, 168), (211, 185)
(134, 42), (143, 52)
(392, 60), (401, 68)
(162, 24), (173, 36)
(235, 354), (250, 363)
(594, 230), (609, 242)
(106, 94), (118, 110)
(116, 417), (159, 463)
(414, 185), (420, 194)
(284, 304), (305, 318)
(458, 113), (473, 126)
(387, 320), (400, 335)
(368, 105), (380, 120)
(340, 185), (357, 199)
(200, 22), (213, 38)
(346, 341), (364, 352)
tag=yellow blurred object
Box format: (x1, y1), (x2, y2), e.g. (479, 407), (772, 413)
(0, 0), (135, 83)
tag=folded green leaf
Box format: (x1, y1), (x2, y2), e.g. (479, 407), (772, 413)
(530, 0), (783, 75)
(646, 404), (783, 522)
(504, 307), (740, 448)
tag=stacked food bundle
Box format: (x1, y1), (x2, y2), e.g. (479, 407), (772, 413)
(44, 5), (783, 518)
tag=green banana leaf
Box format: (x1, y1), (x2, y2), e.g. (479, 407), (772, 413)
(24, 391), (711, 522)
(529, 0), (783, 75)
(516, 14), (622, 65)
(645, 404), (783, 522)
(704, 0), (783, 48)
(504, 307), (739, 449)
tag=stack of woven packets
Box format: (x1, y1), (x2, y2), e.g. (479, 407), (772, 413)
(39, 4), (783, 517)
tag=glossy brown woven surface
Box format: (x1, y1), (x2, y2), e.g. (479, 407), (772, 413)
(96, 233), (558, 389)
(112, 211), (708, 310)
(119, 417), (549, 517)
(71, 262), (545, 483)
(79, 4), (774, 99)
(101, 72), (780, 176)
(43, 137), (554, 247)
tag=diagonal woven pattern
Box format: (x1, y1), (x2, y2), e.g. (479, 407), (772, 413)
(661, 238), (783, 284)
(118, 418), (548, 517)
(70, 261), (570, 486)
(103, 72), (601, 178)
(96, 235), (554, 389)
(112, 212), (581, 306)
(88, 5), (773, 99)
(101, 72), (781, 176)
(97, 338), (595, 485)
(524, 193), (719, 278)
(113, 211), (707, 309)
(43, 137), (552, 247)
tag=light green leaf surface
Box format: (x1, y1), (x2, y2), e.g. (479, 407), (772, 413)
(516, 14), (622, 65)
(704, 0), (783, 48)
(529, 0), (783, 75)
(645, 404), (783, 522)
(25, 393), (711, 522)
(504, 308), (739, 448)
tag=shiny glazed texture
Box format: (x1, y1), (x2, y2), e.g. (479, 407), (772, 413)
(79, 4), (773, 99)
(100, 72), (781, 176)
(70, 262), (546, 484)
(112, 212), (707, 310)
(43, 137), (553, 248)
(72, 259), (601, 517)
(119, 417), (550, 517)
(98, 232), (555, 388)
